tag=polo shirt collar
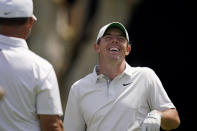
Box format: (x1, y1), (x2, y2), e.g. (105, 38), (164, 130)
(92, 63), (133, 83)
(92, 65), (104, 83)
(124, 62), (133, 76)
(0, 34), (28, 49)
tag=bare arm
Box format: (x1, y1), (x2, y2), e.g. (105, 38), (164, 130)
(39, 115), (64, 131)
(160, 109), (180, 130)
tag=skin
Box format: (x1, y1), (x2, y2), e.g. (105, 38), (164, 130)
(94, 27), (180, 130)
(39, 115), (63, 131)
(0, 17), (64, 131)
(160, 109), (180, 130)
(0, 18), (34, 40)
(94, 28), (131, 80)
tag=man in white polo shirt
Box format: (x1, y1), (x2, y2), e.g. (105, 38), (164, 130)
(63, 22), (180, 131)
(0, 0), (63, 131)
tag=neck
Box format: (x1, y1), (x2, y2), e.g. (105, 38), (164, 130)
(99, 59), (126, 80)
(0, 25), (27, 39)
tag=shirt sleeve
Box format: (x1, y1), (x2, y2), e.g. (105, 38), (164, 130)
(36, 67), (63, 115)
(64, 85), (86, 131)
(147, 69), (175, 111)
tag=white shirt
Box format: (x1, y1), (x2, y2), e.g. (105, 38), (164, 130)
(0, 35), (63, 131)
(64, 63), (175, 131)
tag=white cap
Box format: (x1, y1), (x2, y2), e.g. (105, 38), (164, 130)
(96, 22), (129, 43)
(0, 0), (37, 20)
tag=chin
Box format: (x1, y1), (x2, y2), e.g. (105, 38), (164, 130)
(109, 55), (122, 61)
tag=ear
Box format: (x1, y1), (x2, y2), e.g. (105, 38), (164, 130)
(27, 17), (35, 29)
(94, 43), (100, 53)
(125, 44), (131, 56)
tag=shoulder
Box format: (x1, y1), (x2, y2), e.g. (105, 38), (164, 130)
(126, 66), (158, 82)
(16, 48), (52, 70)
(131, 66), (156, 76)
(136, 67), (155, 74)
(73, 73), (95, 88)
(23, 51), (55, 81)
(69, 72), (95, 94)
(30, 51), (51, 66)
(27, 51), (53, 72)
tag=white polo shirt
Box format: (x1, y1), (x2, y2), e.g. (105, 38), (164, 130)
(64, 63), (175, 131)
(0, 34), (63, 131)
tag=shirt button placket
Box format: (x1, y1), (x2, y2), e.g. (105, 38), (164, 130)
(106, 79), (111, 97)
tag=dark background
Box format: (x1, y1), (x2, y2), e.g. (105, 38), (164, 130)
(126, 0), (188, 130)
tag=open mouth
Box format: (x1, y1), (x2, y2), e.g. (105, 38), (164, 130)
(109, 47), (120, 52)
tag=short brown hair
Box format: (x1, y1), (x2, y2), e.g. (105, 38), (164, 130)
(0, 17), (29, 26)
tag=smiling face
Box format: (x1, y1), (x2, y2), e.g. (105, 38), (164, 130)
(94, 27), (131, 64)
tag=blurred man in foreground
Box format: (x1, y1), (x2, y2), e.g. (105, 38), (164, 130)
(0, 0), (63, 130)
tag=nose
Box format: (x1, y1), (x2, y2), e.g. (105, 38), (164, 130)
(111, 36), (119, 44)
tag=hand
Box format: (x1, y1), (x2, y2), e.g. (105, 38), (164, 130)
(141, 110), (162, 131)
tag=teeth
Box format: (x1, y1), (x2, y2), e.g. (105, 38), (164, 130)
(110, 48), (119, 51)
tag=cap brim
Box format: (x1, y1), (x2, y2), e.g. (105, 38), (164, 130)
(96, 22), (129, 43)
(32, 14), (37, 21)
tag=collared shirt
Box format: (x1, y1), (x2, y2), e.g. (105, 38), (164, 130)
(64, 63), (175, 131)
(0, 34), (63, 131)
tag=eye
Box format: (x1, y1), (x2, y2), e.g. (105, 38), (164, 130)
(103, 35), (112, 41)
(118, 36), (126, 43)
